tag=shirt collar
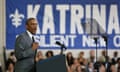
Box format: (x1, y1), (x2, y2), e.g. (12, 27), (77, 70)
(26, 30), (34, 40)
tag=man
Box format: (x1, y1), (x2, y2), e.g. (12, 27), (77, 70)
(14, 18), (39, 72)
(111, 51), (118, 64)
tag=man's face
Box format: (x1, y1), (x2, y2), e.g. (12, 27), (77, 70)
(26, 19), (37, 34)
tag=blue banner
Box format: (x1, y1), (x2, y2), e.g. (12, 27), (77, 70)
(6, 0), (120, 49)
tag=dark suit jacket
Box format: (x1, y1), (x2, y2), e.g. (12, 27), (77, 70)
(14, 32), (35, 72)
(111, 57), (118, 64)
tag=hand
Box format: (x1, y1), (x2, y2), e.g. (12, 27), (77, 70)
(32, 42), (39, 50)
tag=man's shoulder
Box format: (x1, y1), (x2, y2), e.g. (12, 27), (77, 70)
(19, 32), (27, 36)
(17, 32), (28, 39)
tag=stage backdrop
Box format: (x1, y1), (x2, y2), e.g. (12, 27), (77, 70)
(6, 0), (120, 49)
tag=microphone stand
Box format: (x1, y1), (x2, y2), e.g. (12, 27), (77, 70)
(55, 41), (67, 55)
(102, 36), (109, 72)
(94, 38), (98, 64)
(60, 47), (64, 55)
(93, 37), (100, 72)
(60, 46), (66, 55)
(94, 36), (108, 72)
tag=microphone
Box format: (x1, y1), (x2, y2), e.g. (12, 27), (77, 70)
(102, 35), (107, 42)
(55, 41), (67, 49)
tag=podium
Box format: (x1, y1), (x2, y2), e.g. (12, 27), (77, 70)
(36, 55), (67, 72)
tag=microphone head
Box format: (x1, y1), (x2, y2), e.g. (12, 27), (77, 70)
(102, 35), (107, 42)
(55, 41), (67, 49)
(55, 41), (62, 45)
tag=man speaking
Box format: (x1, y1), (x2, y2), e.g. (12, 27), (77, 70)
(14, 18), (39, 72)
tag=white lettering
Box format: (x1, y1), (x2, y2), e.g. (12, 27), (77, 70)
(42, 5), (55, 34)
(108, 5), (120, 34)
(71, 5), (84, 34)
(27, 5), (40, 18)
(114, 35), (120, 47)
(56, 5), (69, 34)
(82, 35), (96, 47)
(93, 5), (106, 34)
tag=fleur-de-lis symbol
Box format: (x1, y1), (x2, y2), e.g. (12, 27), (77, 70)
(9, 9), (24, 28)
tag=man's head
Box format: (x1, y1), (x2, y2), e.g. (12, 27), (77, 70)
(114, 51), (118, 57)
(26, 18), (38, 34)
